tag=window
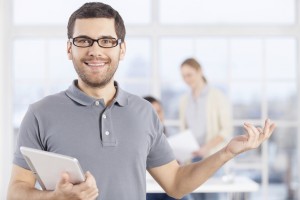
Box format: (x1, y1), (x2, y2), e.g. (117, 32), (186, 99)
(13, 0), (151, 25)
(159, 0), (295, 24)
(3, 0), (299, 199)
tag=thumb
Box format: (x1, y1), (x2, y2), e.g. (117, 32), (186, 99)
(85, 171), (93, 182)
(85, 171), (92, 179)
(58, 172), (70, 185)
(85, 171), (96, 184)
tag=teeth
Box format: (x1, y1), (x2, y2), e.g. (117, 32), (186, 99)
(88, 63), (105, 67)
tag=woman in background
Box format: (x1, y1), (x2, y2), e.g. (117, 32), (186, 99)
(179, 58), (233, 161)
(179, 58), (233, 200)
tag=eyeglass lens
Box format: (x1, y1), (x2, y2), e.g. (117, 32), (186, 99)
(73, 37), (119, 48)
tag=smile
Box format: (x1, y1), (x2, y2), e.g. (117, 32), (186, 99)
(85, 62), (106, 67)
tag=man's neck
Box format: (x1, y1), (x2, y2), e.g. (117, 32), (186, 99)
(77, 80), (117, 106)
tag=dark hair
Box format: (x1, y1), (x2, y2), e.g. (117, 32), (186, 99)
(181, 58), (207, 83)
(143, 96), (160, 104)
(67, 2), (126, 41)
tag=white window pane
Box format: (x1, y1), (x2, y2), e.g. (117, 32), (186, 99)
(195, 38), (228, 80)
(268, 128), (298, 199)
(50, 81), (75, 95)
(266, 38), (297, 80)
(13, 83), (44, 127)
(160, 38), (194, 82)
(115, 37), (151, 80)
(267, 82), (297, 120)
(160, 0), (295, 24)
(13, 0), (82, 25)
(13, 0), (150, 25)
(48, 39), (76, 80)
(13, 39), (46, 80)
(161, 82), (187, 119)
(117, 80), (151, 97)
(231, 82), (262, 119)
(112, 0), (151, 24)
(230, 38), (263, 80)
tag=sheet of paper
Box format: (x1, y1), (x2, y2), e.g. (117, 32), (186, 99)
(167, 130), (199, 163)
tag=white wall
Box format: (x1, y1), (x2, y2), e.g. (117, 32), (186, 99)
(0, 0), (13, 198)
(0, 0), (4, 197)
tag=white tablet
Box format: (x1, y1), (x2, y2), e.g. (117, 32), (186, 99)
(20, 146), (85, 190)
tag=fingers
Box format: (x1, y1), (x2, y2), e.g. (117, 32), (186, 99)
(266, 119), (276, 133)
(55, 171), (98, 200)
(261, 119), (276, 141)
(257, 127), (263, 134)
(84, 187), (99, 200)
(243, 119), (276, 148)
(55, 172), (72, 195)
(79, 171), (99, 199)
(263, 119), (270, 135)
(85, 171), (97, 186)
(243, 122), (260, 145)
(58, 172), (70, 185)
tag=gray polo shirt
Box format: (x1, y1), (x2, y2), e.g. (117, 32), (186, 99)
(13, 80), (175, 200)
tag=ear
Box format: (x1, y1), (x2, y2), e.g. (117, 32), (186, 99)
(67, 41), (73, 60)
(119, 42), (126, 60)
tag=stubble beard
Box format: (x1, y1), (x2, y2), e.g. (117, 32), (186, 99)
(74, 62), (118, 88)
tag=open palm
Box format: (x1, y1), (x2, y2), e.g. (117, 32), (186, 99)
(226, 119), (276, 156)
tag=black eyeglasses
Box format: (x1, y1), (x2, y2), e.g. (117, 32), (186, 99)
(70, 36), (122, 48)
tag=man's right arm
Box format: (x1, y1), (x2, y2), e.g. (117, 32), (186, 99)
(7, 164), (99, 200)
(7, 164), (56, 200)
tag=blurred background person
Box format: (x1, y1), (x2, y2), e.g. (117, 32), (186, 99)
(179, 57), (233, 160)
(179, 58), (233, 199)
(144, 95), (190, 200)
(144, 96), (167, 135)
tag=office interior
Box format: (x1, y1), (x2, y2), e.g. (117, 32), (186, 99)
(0, 0), (299, 199)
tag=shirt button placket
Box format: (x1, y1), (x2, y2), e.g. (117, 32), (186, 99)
(103, 113), (108, 135)
(101, 110), (116, 146)
(103, 113), (110, 137)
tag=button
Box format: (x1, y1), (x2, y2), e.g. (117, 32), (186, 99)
(105, 131), (110, 135)
(103, 114), (107, 119)
(95, 101), (100, 106)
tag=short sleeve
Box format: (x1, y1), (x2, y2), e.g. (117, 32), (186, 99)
(146, 112), (175, 169)
(13, 106), (44, 169)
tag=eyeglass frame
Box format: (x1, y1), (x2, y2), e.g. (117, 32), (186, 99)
(69, 36), (122, 48)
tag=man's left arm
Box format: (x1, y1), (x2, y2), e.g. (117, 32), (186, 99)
(148, 119), (276, 199)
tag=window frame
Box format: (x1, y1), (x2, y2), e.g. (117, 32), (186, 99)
(2, 0), (300, 199)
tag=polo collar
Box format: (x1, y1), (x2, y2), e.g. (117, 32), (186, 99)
(65, 80), (128, 107)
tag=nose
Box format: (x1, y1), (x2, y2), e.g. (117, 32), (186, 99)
(88, 41), (104, 57)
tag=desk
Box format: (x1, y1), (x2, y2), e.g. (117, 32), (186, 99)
(146, 175), (259, 200)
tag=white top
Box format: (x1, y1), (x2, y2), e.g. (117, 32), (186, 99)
(185, 85), (209, 146)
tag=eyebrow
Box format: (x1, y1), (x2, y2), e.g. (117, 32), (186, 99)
(73, 35), (117, 39)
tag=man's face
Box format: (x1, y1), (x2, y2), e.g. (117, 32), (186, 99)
(67, 18), (126, 88)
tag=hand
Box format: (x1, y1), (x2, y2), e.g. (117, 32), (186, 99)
(54, 171), (99, 200)
(225, 119), (276, 158)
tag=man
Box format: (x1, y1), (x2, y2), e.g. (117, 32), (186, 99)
(7, 2), (276, 200)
